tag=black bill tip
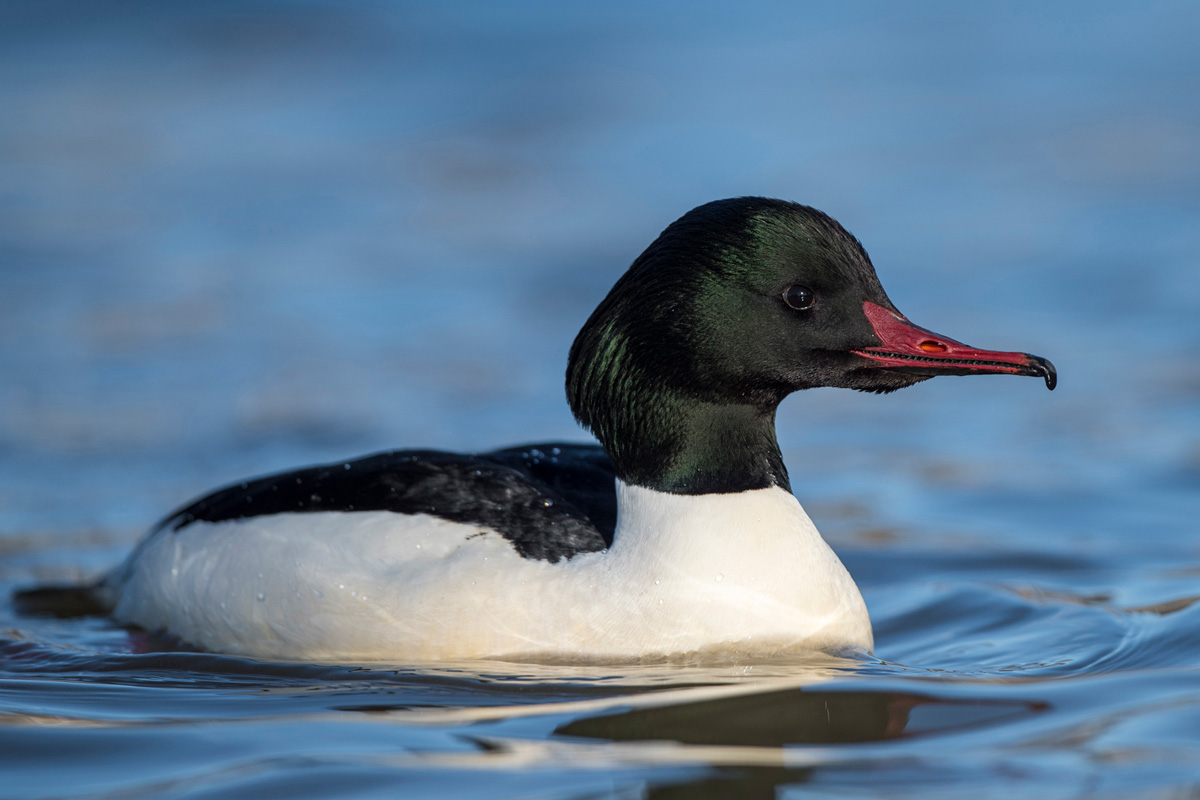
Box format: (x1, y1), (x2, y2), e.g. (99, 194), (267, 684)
(1026, 355), (1057, 391)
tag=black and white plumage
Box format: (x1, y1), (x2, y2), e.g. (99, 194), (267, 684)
(16, 198), (1055, 662)
(151, 444), (618, 563)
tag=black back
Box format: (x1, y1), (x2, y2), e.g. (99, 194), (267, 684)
(156, 444), (618, 563)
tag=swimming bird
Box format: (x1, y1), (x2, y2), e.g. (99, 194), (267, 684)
(16, 198), (1055, 662)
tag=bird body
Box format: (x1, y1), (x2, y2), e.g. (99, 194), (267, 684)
(112, 480), (869, 661)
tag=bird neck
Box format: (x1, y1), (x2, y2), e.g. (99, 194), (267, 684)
(599, 387), (791, 495)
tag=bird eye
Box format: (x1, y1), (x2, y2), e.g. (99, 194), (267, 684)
(783, 284), (815, 310)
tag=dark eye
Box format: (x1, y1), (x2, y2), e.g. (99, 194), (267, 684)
(783, 284), (815, 310)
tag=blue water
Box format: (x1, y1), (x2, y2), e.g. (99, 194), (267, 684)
(3, 2), (1200, 797)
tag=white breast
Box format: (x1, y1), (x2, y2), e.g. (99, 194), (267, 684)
(111, 481), (872, 662)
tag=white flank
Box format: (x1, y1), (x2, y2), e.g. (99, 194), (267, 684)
(112, 481), (873, 661)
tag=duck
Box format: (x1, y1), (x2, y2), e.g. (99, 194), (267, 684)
(16, 197), (1056, 663)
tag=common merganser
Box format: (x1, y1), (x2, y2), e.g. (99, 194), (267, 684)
(16, 198), (1055, 662)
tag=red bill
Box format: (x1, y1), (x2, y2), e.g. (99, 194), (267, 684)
(853, 301), (1056, 390)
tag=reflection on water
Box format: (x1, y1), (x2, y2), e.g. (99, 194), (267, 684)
(558, 688), (910, 745)
(3, 0), (1200, 798)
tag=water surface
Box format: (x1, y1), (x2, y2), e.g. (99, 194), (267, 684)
(3, 2), (1200, 797)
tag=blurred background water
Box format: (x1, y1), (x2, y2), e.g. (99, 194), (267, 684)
(2, 1), (1199, 798)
